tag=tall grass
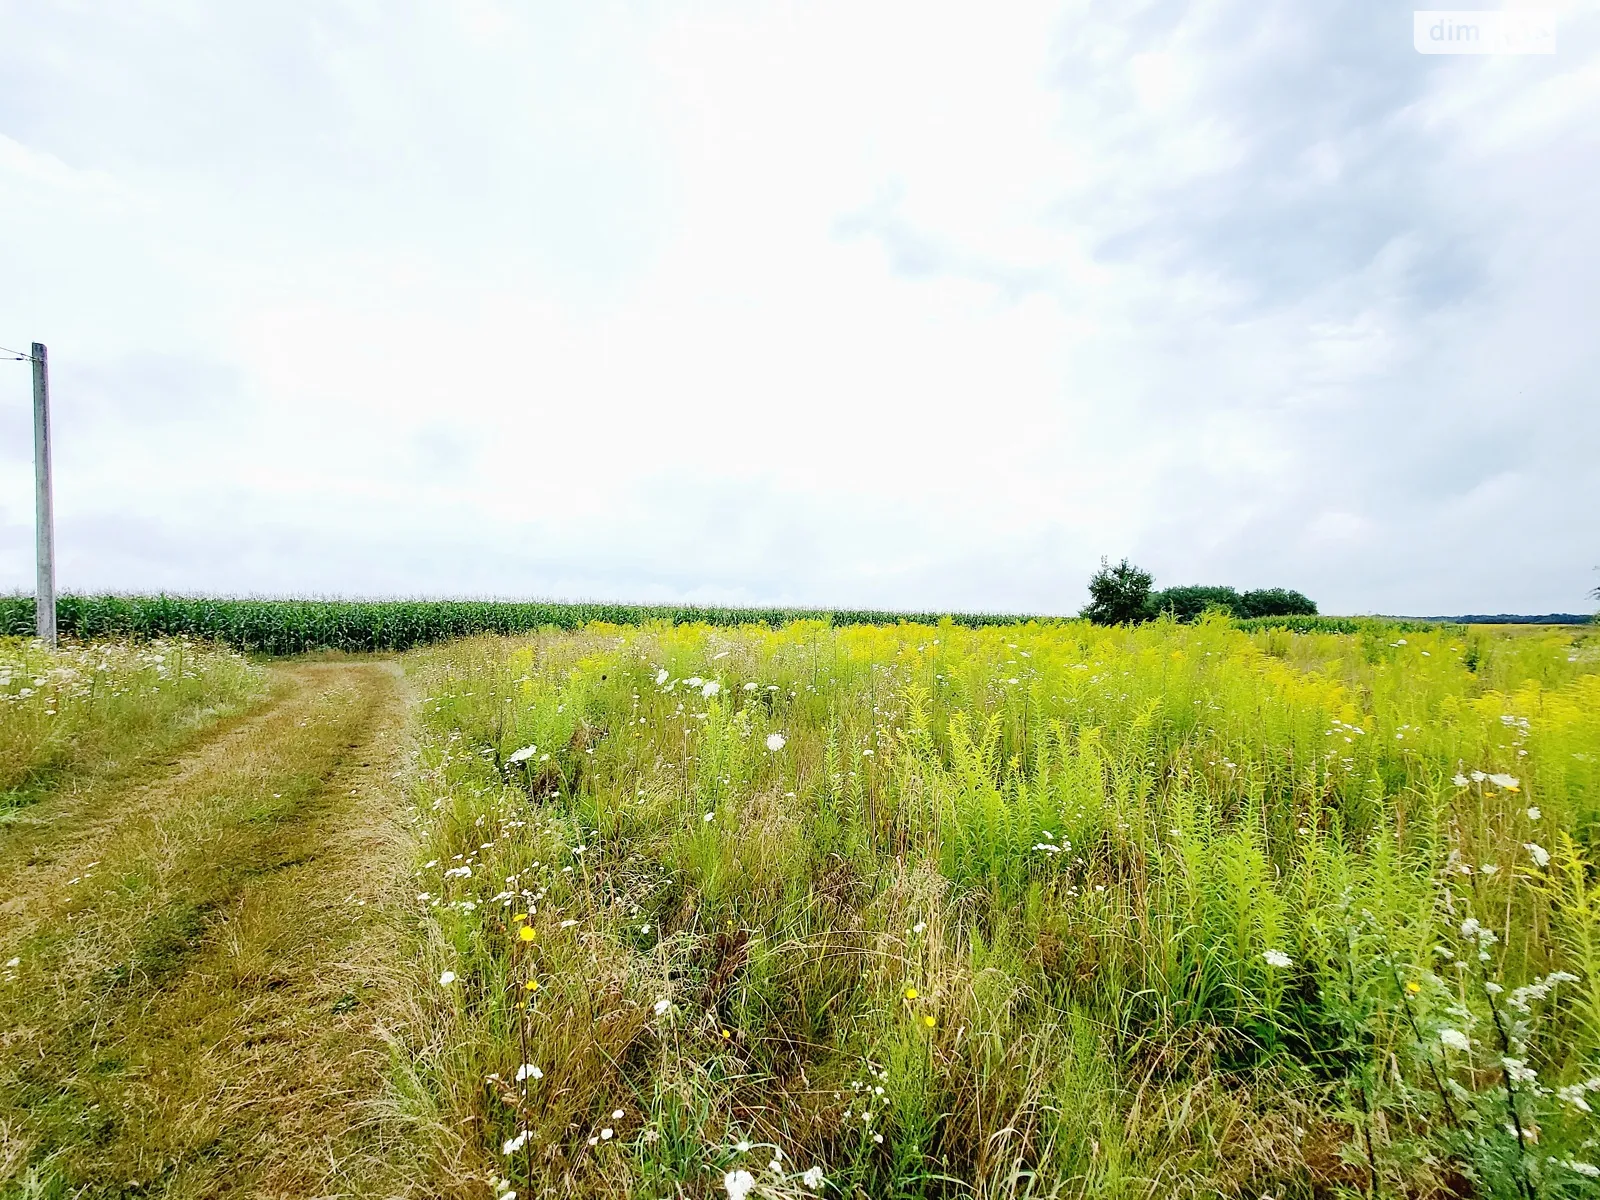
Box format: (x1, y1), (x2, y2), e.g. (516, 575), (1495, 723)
(398, 616), (1600, 1197)
(0, 636), (264, 813)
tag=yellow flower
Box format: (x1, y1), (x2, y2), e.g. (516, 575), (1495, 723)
(1405, 980), (1421, 994)
(923, 1014), (936, 1028)
(721, 1028), (731, 1039)
(519, 926), (536, 942)
(525, 979), (540, 991)
(513, 912), (528, 923)
(903, 987), (919, 1001)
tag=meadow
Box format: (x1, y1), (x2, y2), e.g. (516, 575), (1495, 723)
(0, 635), (263, 814)
(4, 613), (1598, 1199)
(403, 616), (1600, 1199)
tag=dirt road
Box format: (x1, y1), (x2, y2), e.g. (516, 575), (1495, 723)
(0, 661), (422, 1198)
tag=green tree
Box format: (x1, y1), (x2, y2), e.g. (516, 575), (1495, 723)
(1082, 558), (1156, 625)
(1239, 587), (1318, 618)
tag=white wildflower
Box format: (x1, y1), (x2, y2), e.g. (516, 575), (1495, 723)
(1524, 843), (1551, 868)
(703, 681), (721, 698)
(656, 669), (669, 685)
(1489, 773), (1520, 790)
(802, 1166), (825, 1189)
(506, 744), (537, 764)
(502, 1130), (529, 1155)
(438, 970), (457, 986)
(1527, 806), (1541, 821)
(1558, 1084), (1593, 1113)
(1453, 773), (1470, 787)
(3, 957), (18, 968)
(1503, 1057), (1538, 1084)
(1263, 949), (1292, 969)
(724, 1170), (757, 1200)
(766, 732), (787, 752)
(515, 1063), (543, 1082)
(1440, 1028), (1471, 1051)
(654, 998), (671, 1015)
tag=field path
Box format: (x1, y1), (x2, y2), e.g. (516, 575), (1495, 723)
(0, 661), (423, 1198)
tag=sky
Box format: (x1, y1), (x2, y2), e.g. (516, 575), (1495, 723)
(1, 1), (1596, 616)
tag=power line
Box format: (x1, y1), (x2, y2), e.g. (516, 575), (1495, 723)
(1, 344), (35, 361)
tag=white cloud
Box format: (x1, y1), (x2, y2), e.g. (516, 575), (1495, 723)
(0, 1), (1595, 614)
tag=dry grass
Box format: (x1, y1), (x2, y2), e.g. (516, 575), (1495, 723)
(0, 661), (424, 1199)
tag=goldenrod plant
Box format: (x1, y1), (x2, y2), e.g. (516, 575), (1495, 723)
(401, 615), (1600, 1198)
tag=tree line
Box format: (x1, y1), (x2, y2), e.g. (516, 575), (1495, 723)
(1082, 558), (1317, 626)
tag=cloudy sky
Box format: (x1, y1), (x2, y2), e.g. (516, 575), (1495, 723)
(1, 2), (1595, 615)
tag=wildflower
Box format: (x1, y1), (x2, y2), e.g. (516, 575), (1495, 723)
(912, 922), (927, 935)
(1489, 773), (1520, 790)
(1440, 1028), (1471, 1051)
(524, 979), (539, 991)
(1528, 806), (1542, 821)
(904, 987), (918, 1000)
(655, 669), (669, 685)
(1263, 950), (1292, 969)
(736, 1139), (753, 1152)
(1524, 842), (1551, 868)
(3, 957), (17, 968)
(519, 926), (536, 942)
(560, 919), (578, 929)
(724, 1169), (757, 1200)
(498, 1191), (517, 1200)
(438, 970), (457, 986)
(654, 998), (671, 1015)
(506, 744), (537, 764)
(1406, 980), (1421, 994)
(923, 1014), (936, 1028)
(703, 681), (721, 698)
(515, 1063), (543, 1082)
(1562, 1160), (1600, 1179)
(802, 1166), (825, 1188)
(1503, 1057), (1538, 1084)
(873, 1133), (884, 1143)
(612, 1109), (624, 1119)
(601, 1128), (613, 1140)
(704, 812), (716, 822)
(1558, 1084), (1593, 1113)
(502, 1130), (529, 1155)
(766, 732), (786, 752)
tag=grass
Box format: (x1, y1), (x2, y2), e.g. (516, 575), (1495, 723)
(0, 661), (422, 1198)
(399, 615), (1600, 1198)
(0, 636), (264, 815)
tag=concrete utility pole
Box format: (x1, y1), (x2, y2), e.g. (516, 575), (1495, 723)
(32, 343), (56, 648)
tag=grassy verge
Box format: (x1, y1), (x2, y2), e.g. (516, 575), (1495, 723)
(0, 636), (264, 816)
(0, 661), (420, 1198)
(399, 617), (1600, 1198)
